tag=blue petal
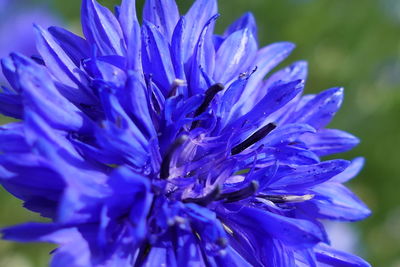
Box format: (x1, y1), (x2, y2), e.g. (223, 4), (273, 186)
(142, 22), (175, 95)
(229, 79), (304, 130)
(0, 123), (28, 153)
(2, 223), (92, 267)
(262, 123), (316, 147)
(48, 26), (90, 66)
(239, 42), (295, 112)
(171, 17), (187, 82)
(143, 246), (178, 267)
(188, 14), (218, 94)
(224, 12), (257, 40)
(229, 206), (325, 248)
(143, 0), (180, 41)
(181, 0), (218, 63)
(289, 87), (344, 129)
(261, 145), (320, 165)
(214, 28), (258, 84)
(264, 61), (308, 89)
(308, 182), (371, 221)
(267, 160), (350, 190)
(0, 88), (23, 118)
(81, 0), (125, 56)
(119, 0), (138, 40)
(123, 72), (156, 139)
(315, 243), (371, 267)
(1, 57), (19, 90)
(11, 53), (94, 133)
(300, 129), (360, 156)
(105, 167), (151, 239)
(332, 157), (364, 183)
(34, 25), (96, 105)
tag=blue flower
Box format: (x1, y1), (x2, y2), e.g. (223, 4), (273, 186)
(0, 0), (371, 266)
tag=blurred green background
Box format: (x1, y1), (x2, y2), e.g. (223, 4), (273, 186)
(1, 0), (400, 266)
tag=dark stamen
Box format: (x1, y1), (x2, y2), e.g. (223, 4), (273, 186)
(257, 194), (314, 203)
(160, 135), (188, 179)
(182, 185), (221, 206)
(134, 242), (152, 267)
(191, 83), (224, 130)
(31, 55), (45, 65)
(231, 123), (277, 155)
(218, 180), (259, 203)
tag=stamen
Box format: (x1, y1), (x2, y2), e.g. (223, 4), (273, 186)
(221, 223), (234, 236)
(257, 194), (315, 203)
(182, 185), (221, 206)
(191, 83), (224, 130)
(169, 79), (186, 97)
(134, 242), (152, 267)
(231, 123), (277, 155)
(31, 55), (45, 65)
(160, 135), (188, 179)
(218, 180), (259, 203)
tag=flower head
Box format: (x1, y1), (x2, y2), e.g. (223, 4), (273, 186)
(0, 0), (371, 266)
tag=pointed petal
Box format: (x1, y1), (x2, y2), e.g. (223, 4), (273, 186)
(332, 157), (365, 183)
(181, 0), (217, 63)
(11, 53), (93, 133)
(308, 183), (371, 221)
(214, 28), (258, 84)
(142, 22), (175, 95)
(48, 26), (90, 66)
(262, 123), (316, 147)
(268, 160), (350, 190)
(230, 79), (304, 130)
(81, 0), (124, 55)
(171, 17), (187, 82)
(34, 25), (95, 104)
(264, 61), (308, 92)
(224, 12), (257, 40)
(2, 223), (91, 267)
(315, 243), (371, 267)
(119, 0), (138, 40)
(239, 42), (295, 111)
(300, 129), (360, 156)
(143, 0), (180, 41)
(188, 14), (218, 94)
(0, 89), (23, 118)
(231, 206), (325, 248)
(290, 87), (344, 129)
